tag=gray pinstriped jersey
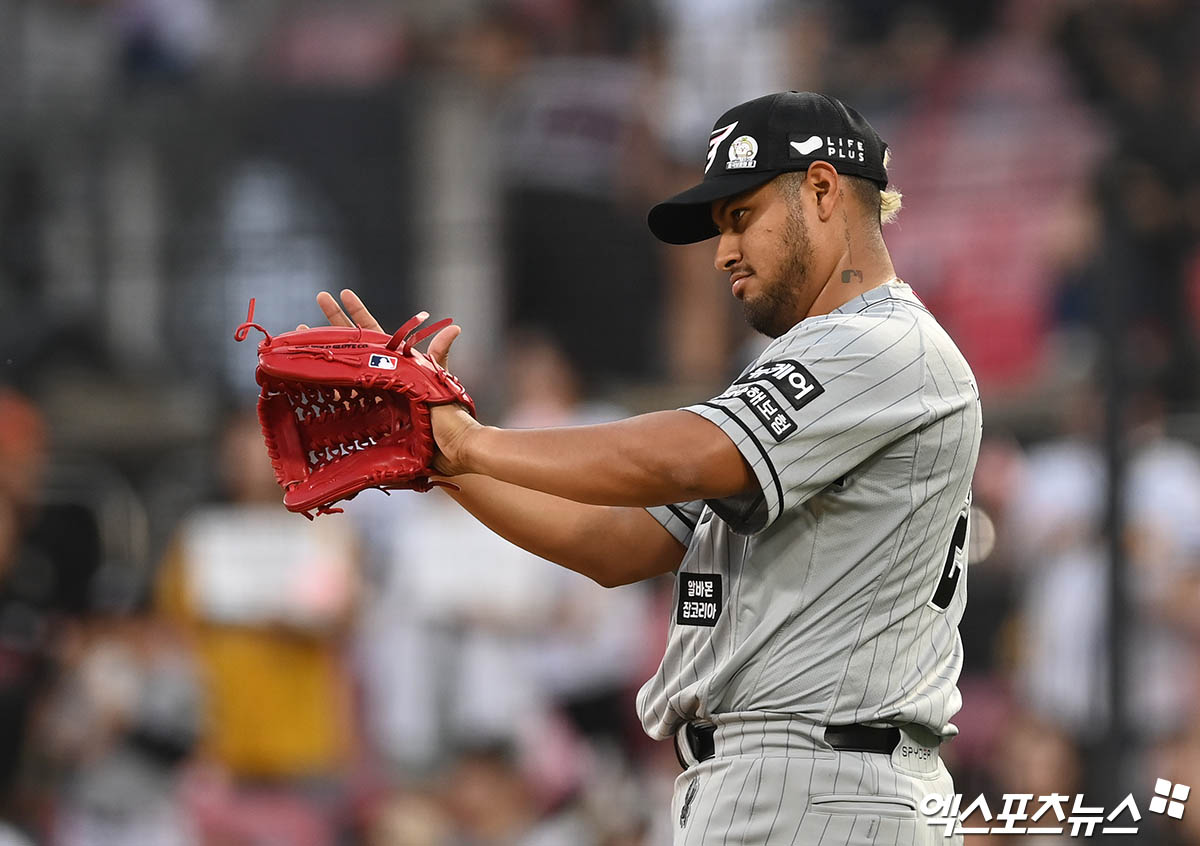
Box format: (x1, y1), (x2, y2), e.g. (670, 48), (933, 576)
(637, 279), (982, 742)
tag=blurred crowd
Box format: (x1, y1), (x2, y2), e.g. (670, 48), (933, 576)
(0, 0), (1199, 844)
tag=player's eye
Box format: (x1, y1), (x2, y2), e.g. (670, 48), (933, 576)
(731, 208), (749, 225)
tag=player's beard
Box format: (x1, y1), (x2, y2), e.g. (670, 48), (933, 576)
(740, 204), (814, 339)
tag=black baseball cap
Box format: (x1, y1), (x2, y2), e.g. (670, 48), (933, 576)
(648, 91), (889, 245)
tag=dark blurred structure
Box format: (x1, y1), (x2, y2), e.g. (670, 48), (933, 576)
(1057, 0), (1200, 408)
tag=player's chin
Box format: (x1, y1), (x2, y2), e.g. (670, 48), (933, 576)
(741, 294), (789, 339)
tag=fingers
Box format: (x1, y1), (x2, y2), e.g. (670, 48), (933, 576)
(340, 289), (384, 332)
(313, 289), (448, 351)
(295, 323), (309, 331)
(427, 324), (461, 368)
(316, 291), (355, 327)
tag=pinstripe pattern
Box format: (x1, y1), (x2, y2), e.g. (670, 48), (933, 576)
(670, 750), (961, 844)
(638, 280), (979, 844)
(637, 280), (981, 741)
(668, 721), (964, 845)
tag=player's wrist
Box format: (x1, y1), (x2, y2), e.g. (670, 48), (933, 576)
(432, 404), (486, 475)
(452, 416), (488, 475)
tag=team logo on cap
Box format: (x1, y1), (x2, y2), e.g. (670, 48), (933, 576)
(706, 121), (738, 174)
(726, 135), (758, 170)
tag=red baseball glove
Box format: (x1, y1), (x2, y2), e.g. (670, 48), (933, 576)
(234, 299), (475, 518)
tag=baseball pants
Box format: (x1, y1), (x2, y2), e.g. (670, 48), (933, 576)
(669, 716), (961, 846)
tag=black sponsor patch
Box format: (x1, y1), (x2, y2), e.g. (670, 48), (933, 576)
(735, 359), (824, 410)
(677, 573), (722, 626)
(716, 382), (798, 441)
(715, 359), (822, 442)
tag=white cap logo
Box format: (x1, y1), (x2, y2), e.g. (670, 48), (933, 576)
(706, 121), (738, 174)
(790, 135), (823, 155)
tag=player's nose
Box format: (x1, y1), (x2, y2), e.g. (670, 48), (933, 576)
(713, 232), (741, 273)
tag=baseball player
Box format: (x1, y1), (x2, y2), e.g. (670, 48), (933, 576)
(316, 91), (981, 845)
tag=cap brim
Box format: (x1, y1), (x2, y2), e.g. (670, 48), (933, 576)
(647, 171), (779, 245)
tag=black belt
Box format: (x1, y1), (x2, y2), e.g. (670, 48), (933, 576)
(676, 723), (902, 769)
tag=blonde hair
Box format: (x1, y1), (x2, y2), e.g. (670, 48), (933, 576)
(878, 149), (902, 226)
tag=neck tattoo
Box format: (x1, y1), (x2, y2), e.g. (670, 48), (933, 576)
(839, 195), (859, 284)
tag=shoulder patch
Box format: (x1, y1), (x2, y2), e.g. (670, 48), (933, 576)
(714, 382), (797, 441)
(736, 359), (825, 410)
(714, 359), (824, 442)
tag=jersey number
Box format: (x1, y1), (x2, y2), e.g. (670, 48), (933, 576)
(928, 507), (969, 612)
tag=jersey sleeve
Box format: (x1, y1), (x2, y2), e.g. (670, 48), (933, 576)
(686, 310), (930, 535)
(645, 500), (705, 547)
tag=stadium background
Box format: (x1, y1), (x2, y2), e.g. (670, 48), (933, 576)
(0, 0), (1199, 843)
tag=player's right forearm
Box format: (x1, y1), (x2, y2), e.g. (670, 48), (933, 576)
(436, 474), (683, 587)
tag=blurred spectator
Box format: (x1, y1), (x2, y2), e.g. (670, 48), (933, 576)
(0, 389), (48, 513)
(0, 490), (49, 836)
(1011, 386), (1200, 759)
(362, 788), (450, 846)
(113, 0), (217, 89)
(649, 0), (795, 161)
(264, 5), (409, 87)
(0, 391), (55, 823)
(645, 0), (813, 385)
(880, 0), (1104, 394)
(1044, 186), (1106, 336)
(157, 410), (361, 845)
(958, 709), (1084, 846)
(440, 743), (598, 846)
(37, 616), (201, 846)
(500, 334), (650, 747)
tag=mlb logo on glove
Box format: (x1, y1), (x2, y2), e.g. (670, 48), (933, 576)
(369, 353), (397, 370)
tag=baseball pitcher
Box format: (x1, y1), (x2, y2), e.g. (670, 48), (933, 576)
(311, 91), (981, 846)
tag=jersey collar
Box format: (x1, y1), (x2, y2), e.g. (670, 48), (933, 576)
(831, 277), (926, 316)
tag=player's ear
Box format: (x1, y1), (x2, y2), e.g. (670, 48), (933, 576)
(808, 162), (838, 223)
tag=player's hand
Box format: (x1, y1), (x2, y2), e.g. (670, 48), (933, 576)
(298, 288), (386, 332)
(303, 289), (479, 475)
